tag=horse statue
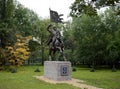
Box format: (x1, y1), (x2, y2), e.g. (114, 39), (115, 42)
(47, 24), (66, 61)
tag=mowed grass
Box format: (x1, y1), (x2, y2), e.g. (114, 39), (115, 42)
(0, 66), (120, 89)
(72, 67), (120, 89)
(0, 66), (80, 89)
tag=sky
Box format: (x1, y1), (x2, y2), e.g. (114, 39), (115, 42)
(17, 0), (74, 21)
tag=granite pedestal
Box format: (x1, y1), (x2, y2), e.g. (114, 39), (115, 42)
(44, 61), (71, 81)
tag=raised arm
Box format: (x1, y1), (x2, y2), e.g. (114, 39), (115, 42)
(47, 24), (52, 32)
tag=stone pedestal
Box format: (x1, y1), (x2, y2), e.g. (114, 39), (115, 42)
(44, 61), (71, 81)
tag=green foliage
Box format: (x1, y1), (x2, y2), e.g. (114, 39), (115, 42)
(70, 0), (120, 17)
(0, 0), (49, 68)
(63, 23), (74, 50)
(104, 9), (120, 66)
(28, 19), (50, 65)
(94, 0), (120, 8)
(28, 40), (40, 52)
(72, 15), (106, 65)
(63, 21), (76, 64)
(0, 0), (15, 26)
(70, 0), (97, 17)
(0, 28), (16, 48)
(70, 8), (120, 67)
(13, 3), (39, 36)
(0, 0), (16, 52)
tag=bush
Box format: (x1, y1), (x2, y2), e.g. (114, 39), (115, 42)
(112, 68), (117, 72)
(90, 67), (95, 72)
(0, 66), (4, 70)
(112, 65), (117, 72)
(11, 68), (17, 73)
(72, 67), (77, 72)
(34, 68), (41, 72)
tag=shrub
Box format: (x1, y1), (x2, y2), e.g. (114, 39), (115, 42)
(72, 67), (77, 72)
(34, 68), (41, 72)
(11, 68), (17, 73)
(90, 67), (95, 72)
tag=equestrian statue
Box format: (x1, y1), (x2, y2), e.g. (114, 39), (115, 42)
(47, 9), (66, 61)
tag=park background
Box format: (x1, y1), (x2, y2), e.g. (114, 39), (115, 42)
(0, 0), (120, 89)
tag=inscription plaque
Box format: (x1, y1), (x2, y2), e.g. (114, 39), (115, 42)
(61, 65), (69, 76)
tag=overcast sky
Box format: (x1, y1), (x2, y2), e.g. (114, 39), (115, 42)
(17, 0), (74, 21)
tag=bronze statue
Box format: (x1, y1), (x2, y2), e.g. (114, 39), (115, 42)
(47, 24), (66, 61)
(47, 9), (66, 61)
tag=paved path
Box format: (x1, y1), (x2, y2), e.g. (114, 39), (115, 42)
(35, 76), (103, 89)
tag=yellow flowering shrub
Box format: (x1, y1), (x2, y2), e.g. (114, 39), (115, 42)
(6, 34), (32, 66)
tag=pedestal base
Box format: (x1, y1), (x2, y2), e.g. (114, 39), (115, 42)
(44, 61), (71, 81)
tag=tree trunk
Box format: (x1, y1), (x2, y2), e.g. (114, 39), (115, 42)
(41, 46), (44, 65)
(1, 0), (6, 20)
(1, 59), (6, 66)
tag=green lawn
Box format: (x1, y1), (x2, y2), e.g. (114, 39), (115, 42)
(72, 67), (120, 89)
(0, 66), (120, 89)
(0, 66), (80, 89)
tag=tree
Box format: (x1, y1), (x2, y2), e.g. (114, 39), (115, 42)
(94, 0), (120, 8)
(29, 19), (50, 65)
(72, 15), (107, 68)
(71, 8), (120, 70)
(70, 0), (97, 17)
(106, 33), (120, 71)
(0, 0), (15, 27)
(63, 21), (76, 64)
(102, 8), (120, 69)
(70, 0), (120, 17)
(28, 39), (41, 65)
(13, 3), (39, 36)
(0, 0), (45, 69)
(0, 27), (16, 68)
(0, 0), (17, 69)
(0, 0), (16, 48)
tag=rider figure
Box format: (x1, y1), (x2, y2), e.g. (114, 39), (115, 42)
(47, 24), (62, 48)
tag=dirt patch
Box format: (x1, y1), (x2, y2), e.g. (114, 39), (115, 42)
(34, 76), (102, 89)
